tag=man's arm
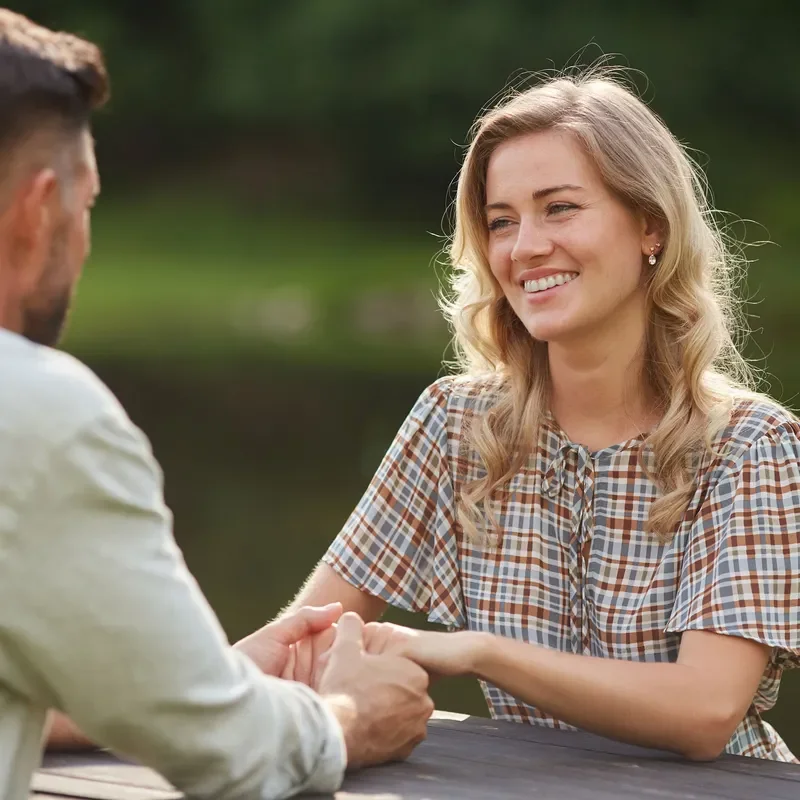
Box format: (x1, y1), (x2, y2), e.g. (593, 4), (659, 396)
(3, 411), (346, 799)
(45, 603), (344, 752)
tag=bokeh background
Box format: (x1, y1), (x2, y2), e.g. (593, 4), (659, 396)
(14, 1), (799, 750)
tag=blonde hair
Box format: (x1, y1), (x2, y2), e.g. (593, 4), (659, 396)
(442, 68), (759, 543)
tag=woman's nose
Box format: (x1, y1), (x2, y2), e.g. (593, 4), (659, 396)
(510, 219), (554, 264)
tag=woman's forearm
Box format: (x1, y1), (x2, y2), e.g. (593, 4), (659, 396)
(468, 632), (764, 760)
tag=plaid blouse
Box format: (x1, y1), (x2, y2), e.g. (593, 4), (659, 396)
(324, 375), (800, 761)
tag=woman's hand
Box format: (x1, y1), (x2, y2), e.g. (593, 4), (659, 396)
(283, 619), (485, 688)
(283, 620), (417, 687)
(364, 622), (484, 678)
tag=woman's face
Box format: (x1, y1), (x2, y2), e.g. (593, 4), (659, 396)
(484, 129), (659, 347)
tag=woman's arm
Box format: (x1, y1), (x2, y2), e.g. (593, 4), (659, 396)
(254, 563), (387, 684)
(283, 562), (387, 623)
(387, 626), (770, 761)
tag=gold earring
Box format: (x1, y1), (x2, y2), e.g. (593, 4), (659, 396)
(648, 243), (661, 266)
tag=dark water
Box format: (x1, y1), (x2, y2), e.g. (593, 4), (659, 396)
(91, 359), (799, 755)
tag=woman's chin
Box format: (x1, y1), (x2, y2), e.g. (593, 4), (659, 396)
(522, 320), (575, 344)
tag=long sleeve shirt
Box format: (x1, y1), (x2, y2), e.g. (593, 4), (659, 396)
(0, 328), (346, 799)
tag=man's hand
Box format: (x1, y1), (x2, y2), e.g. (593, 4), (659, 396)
(318, 612), (435, 770)
(234, 603), (342, 677)
(45, 711), (97, 751)
(282, 625), (337, 687)
(285, 620), (446, 689)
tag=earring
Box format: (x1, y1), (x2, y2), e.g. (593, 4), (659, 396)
(648, 243), (661, 266)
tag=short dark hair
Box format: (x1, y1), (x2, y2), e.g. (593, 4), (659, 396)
(0, 9), (109, 153)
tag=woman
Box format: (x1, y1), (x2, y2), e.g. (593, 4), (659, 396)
(281, 69), (800, 762)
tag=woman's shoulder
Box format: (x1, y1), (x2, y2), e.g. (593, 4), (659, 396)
(405, 372), (505, 448)
(713, 392), (800, 459)
(421, 372), (506, 416)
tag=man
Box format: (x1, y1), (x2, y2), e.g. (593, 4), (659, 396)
(0, 9), (433, 799)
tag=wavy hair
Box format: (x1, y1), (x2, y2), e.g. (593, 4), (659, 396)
(442, 68), (761, 543)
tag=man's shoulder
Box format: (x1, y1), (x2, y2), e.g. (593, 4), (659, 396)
(0, 331), (128, 448)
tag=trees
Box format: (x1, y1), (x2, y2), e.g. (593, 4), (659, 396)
(13, 1), (798, 215)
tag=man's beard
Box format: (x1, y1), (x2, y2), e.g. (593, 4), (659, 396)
(21, 227), (74, 348)
(21, 287), (72, 347)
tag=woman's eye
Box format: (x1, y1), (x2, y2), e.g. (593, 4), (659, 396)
(487, 218), (512, 232)
(547, 202), (577, 215)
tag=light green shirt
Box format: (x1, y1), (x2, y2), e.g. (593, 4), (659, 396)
(0, 328), (346, 799)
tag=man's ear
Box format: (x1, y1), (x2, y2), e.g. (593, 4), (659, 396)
(8, 168), (60, 292)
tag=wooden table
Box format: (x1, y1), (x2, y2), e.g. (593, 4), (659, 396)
(32, 711), (800, 799)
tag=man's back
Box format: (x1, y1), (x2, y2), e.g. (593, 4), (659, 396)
(0, 329), (348, 798)
(0, 328), (126, 796)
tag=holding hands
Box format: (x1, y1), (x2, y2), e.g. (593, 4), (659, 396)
(283, 619), (477, 687)
(235, 606), (437, 770)
(233, 602), (343, 678)
(237, 606), (479, 689)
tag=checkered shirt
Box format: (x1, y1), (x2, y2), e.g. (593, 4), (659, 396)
(324, 375), (800, 761)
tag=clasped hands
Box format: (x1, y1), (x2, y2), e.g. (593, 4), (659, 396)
(234, 602), (479, 690)
(236, 603), (470, 769)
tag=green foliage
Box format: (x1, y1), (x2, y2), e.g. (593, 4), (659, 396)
(65, 194), (450, 371)
(11, 1), (800, 214)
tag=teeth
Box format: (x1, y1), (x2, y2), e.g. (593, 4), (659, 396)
(523, 273), (577, 293)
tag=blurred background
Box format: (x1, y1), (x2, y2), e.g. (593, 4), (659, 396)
(13, 0), (799, 749)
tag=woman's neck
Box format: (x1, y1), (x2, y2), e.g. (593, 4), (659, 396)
(547, 318), (659, 451)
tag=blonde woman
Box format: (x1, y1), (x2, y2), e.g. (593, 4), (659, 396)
(278, 70), (800, 762)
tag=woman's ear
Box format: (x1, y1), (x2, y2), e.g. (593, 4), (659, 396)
(640, 216), (665, 262)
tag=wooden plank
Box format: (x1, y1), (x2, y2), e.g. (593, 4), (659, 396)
(30, 795), (78, 800)
(33, 752), (181, 800)
(426, 714), (800, 781)
(338, 715), (799, 800)
(32, 712), (800, 800)
(30, 772), (179, 799)
(335, 714), (800, 799)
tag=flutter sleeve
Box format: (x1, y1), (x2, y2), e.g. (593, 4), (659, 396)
(666, 423), (800, 670)
(323, 378), (465, 628)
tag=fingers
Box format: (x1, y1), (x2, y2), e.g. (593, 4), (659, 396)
(266, 603), (343, 646)
(422, 693), (435, 722)
(314, 649), (332, 685)
(310, 627), (338, 688)
(294, 637), (314, 685)
(309, 602), (344, 629)
(403, 658), (432, 692)
(329, 611), (365, 659)
(281, 643), (297, 681)
(364, 621), (388, 653)
(388, 697), (433, 763)
(394, 727), (428, 763)
(363, 621), (414, 656)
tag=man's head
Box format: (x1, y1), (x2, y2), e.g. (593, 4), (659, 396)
(0, 9), (108, 347)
